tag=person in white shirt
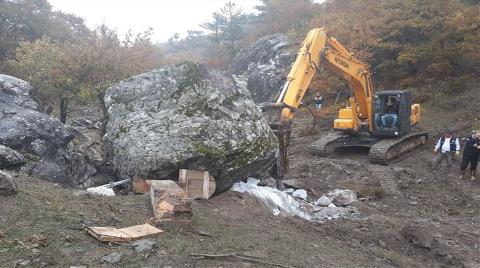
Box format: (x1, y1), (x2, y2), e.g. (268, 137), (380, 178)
(433, 129), (460, 171)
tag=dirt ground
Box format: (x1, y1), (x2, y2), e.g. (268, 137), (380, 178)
(1, 86), (480, 268)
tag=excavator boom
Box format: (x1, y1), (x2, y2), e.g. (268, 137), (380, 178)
(276, 28), (374, 132)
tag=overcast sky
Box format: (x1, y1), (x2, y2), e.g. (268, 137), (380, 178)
(48, 0), (261, 43)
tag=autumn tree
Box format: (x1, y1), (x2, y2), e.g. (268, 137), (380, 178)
(0, 0), (90, 68)
(79, 26), (157, 132)
(305, 0), (480, 89)
(7, 26), (157, 127)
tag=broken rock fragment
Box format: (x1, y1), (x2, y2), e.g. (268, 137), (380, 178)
(326, 189), (357, 206)
(0, 145), (25, 169)
(0, 171), (18, 195)
(292, 189), (308, 200)
(315, 196), (333, 207)
(101, 253), (123, 264)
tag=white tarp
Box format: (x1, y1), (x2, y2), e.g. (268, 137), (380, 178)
(230, 178), (360, 223)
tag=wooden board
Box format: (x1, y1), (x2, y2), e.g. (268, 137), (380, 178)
(87, 227), (131, 242)
(149, 180), (185, 196)
(118, 224), (164, 240)
(87, 224), (163, 242)
(178, 169), (216, 199)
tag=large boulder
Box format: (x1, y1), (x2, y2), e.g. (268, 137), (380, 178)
(104, 62), (278, 192)
(0, 74), (96, 186)
(230, 34), (294, 104)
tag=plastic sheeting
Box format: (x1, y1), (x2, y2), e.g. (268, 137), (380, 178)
(86, 185), (115, 196)
(230, 178), (360, 223)
(231, 178), (312, 220)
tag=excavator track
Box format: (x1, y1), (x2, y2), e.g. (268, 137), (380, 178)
(309, 131), (347, 157)
(368, 131), (428, 165)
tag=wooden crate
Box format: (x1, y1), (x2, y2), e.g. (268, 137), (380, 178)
(178, 169), (216, 199)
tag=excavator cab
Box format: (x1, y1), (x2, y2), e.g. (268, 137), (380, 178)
(372, 90), (412, 137)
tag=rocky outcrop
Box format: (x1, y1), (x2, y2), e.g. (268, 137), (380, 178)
(0, 74), (96, 186)
(230, 34), (293, 103)
(0, 145), (25, 168)
(104, 62), (278, 192)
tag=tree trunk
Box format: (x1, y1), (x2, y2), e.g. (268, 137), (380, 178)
(230, 39), (235, 57)
(59, 96), (68, 124)
(98, 91), (108, 136)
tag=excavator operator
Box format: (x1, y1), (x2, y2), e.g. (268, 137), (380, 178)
(381, 97), (398, 128)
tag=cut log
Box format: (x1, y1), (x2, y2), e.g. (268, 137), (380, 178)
(149, 180), (192, 222)
(132, 177), (151, 194)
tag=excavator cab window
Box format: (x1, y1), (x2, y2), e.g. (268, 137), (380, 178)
(372, 90), (412, 137)
(374, 95), (399, 130)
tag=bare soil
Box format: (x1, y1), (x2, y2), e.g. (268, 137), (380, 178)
(1, 87), (480, 268)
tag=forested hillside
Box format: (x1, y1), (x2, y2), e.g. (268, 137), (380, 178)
(166, 0), (479, 93)
(0, 0), (479, 123)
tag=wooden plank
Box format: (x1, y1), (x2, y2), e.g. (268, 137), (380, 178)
(149, 180), (185, 196)
(87, 227), (131, 242)
(178, 169), (216, 200)
(87, 224), (163, 242)
(184, 169), (205, 180)
(118, 224), (163, 240)
(179, 169), (187, 183)
(202, 171), (209, 199)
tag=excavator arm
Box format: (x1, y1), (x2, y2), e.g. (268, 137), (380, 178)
(276, 28), (374, 132)
(271, 28), (426, 175)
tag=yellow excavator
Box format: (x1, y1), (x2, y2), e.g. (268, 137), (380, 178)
(268, 28), (427, 175)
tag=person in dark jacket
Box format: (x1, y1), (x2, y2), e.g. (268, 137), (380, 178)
(433, 129), (460, 172)
(460, 131), (480, 180)
(314, 94), (323, 111)
(381, 97), (398, 128)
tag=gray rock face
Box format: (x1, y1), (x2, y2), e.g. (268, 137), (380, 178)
(0, 171), (18, 195)
(101, 252), (123, 264)
(30, 146), (97, 185)
(0, 74), (96, 186)
(0, 75), (72, 149)
(0, 145), (25, 168)
(104, 62), (278, 192)
(230, 34), (293, 103)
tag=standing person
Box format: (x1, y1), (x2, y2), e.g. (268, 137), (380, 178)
(433, 129), (460, 172)
(459, 131), (480, 180)
(314, 94), (323, 111)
